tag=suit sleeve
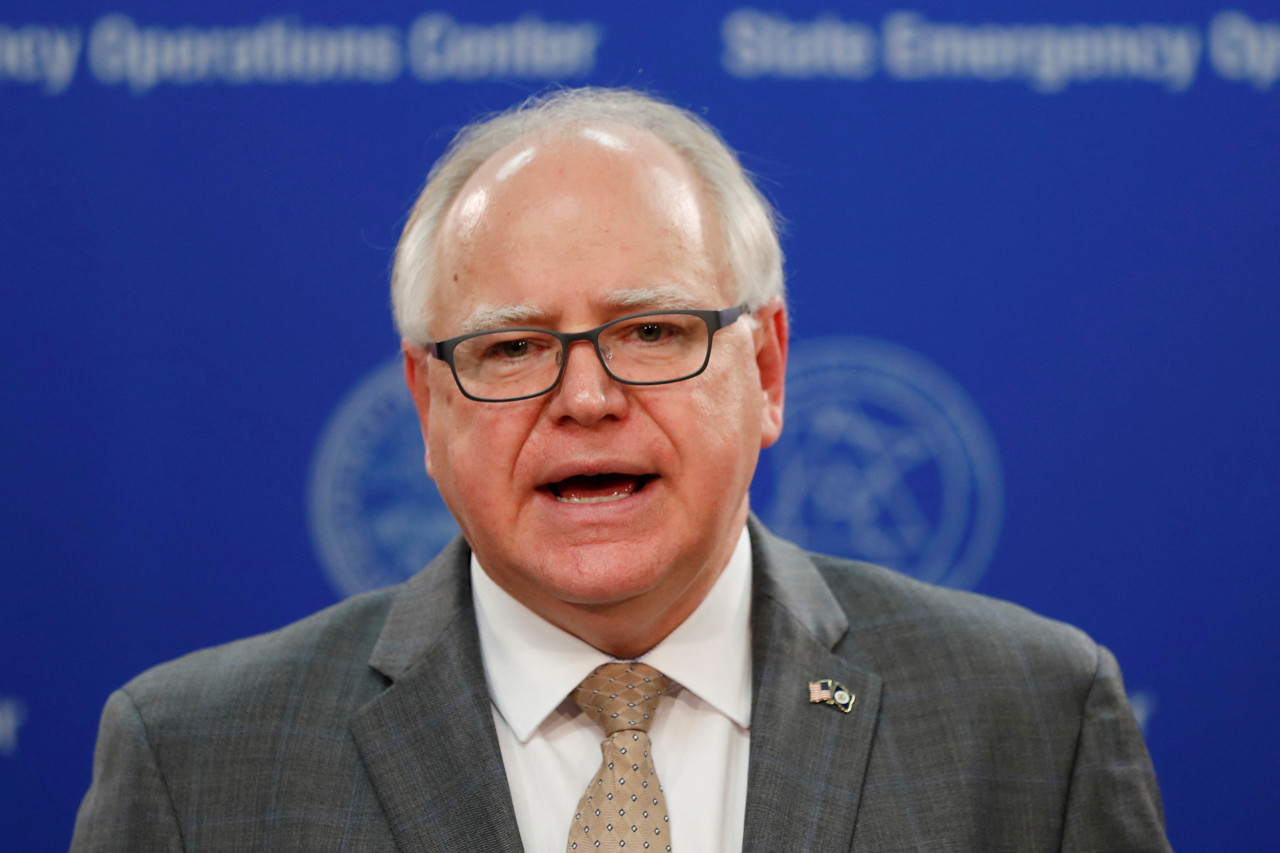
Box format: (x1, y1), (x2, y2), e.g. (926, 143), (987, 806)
(1061, 645), (1172, 853)
(70, 689), (185, 853)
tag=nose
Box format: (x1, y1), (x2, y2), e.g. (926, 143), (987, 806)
(544, 339), (629, 424)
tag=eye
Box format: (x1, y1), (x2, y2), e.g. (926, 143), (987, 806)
(635, 323), (668, 343)
(607, 315), (698, 353)
(494, 338), (531, 359)
(473, 335), (546, 364)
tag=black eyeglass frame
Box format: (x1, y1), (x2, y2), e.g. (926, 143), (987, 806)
(424, 305), (750, 402)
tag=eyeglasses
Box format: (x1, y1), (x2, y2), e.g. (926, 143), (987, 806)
(423, 306), (749, 402)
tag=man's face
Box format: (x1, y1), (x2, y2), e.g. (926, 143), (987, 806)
(404, 126), (786, 651)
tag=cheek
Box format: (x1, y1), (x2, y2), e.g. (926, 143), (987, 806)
(708, 344), (764, 428)
(426, 393), (480, 495)
(427, 414), (499, 534)
(677, 370), (763, 465)
(428, 397), (538, 500)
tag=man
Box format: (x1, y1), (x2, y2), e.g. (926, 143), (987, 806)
(73, 87), (1171, 851)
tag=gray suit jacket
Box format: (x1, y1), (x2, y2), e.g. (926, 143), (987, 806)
(72, 521), (1171, 851)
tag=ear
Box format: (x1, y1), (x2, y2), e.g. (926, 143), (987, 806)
(402, 343), (435, 479)
(753, 296), (788, 449)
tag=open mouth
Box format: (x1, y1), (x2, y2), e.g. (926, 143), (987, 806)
(546, 473), (653, 504)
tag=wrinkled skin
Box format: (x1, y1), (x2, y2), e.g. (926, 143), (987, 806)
(404, 126), (787, 657)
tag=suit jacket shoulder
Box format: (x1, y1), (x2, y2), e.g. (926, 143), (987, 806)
(119, 584), (396, 724)
(814, 548), (1100, 682)
(744, 521), (1171, 852)
(72, 537), (523, 853)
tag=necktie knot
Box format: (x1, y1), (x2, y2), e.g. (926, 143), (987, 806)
(573, 661), (672, 736)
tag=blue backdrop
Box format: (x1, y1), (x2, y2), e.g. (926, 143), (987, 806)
(3, 2), (1277, 849)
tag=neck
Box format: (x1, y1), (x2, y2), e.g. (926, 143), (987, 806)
(477, 510), (749, 659)
(565, 586), (719, 659)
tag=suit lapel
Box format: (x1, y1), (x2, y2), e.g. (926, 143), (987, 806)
(743, 521), (883, 852)
(346, 523), (884, 852)
(350, 538), (523, 853)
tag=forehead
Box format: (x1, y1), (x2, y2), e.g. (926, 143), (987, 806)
(430, 125), (729, 331)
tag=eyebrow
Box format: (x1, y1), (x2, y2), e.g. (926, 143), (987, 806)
(454, 304), (544, 336)
(454, 284), (707, 337)
(600, 284), (703, 311)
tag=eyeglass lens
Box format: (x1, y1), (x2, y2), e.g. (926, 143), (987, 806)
(450, 312), (712, 400)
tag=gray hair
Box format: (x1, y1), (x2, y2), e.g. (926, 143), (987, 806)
(391, 87), (784, 344)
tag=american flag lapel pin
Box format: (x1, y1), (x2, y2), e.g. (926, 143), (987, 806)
(808, 678), (855, 713)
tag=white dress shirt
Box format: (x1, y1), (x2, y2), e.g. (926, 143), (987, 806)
(471, 526), (754, 853)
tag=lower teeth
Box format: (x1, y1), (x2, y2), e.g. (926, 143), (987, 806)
(557, 491), (631, 504)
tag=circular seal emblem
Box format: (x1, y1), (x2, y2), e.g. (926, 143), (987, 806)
(762, 337), (1003, 589)
(307, 357), (459, 598)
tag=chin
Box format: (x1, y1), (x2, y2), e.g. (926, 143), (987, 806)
(533, 543), (676, 607)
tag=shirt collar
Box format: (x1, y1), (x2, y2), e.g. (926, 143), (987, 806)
(471, 525), (754, 742)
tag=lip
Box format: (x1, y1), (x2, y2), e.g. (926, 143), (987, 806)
(533, 464), (660, 517)
(536, 459), (656, 486)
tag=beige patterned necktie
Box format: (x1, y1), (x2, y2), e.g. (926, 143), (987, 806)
(566, 661), (674, 852)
